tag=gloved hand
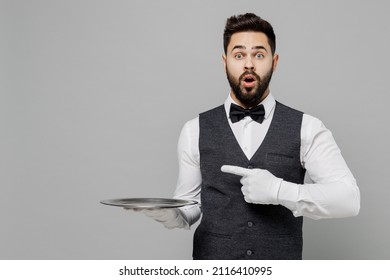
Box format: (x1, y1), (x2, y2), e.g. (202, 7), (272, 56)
(221, 165), (283, 205)
(130, 208), (190, 229)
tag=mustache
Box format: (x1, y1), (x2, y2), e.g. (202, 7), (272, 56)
(239, 70), (261, 81)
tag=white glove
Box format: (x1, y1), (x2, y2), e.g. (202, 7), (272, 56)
(131, 208), (190, 230)
(221, 165), (283, 205)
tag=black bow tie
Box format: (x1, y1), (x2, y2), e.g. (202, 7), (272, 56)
(229, 103), (265, 123)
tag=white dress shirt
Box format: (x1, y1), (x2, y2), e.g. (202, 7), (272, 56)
(173, 93), (360, 227)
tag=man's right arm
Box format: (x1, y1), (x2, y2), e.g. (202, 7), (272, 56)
(173, 117), (202, 227)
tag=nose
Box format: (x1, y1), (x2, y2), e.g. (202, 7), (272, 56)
(244, 57), (255, 71)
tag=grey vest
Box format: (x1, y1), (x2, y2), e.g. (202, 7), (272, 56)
(193, 101), (305, 260)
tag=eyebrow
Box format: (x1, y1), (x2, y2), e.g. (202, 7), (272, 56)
(231, 45), (268, 53)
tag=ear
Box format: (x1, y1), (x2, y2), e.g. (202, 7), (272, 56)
(272, 54), (279, 72)
(222, 53), (227, 70)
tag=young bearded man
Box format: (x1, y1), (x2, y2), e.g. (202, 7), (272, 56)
(137, 13), (360, 260)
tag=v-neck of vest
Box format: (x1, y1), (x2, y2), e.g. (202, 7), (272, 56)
(221, 102), (279, 162)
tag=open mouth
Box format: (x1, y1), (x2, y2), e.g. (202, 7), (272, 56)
(242, 75), (257, 88)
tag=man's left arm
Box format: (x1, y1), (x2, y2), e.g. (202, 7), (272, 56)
(279, 114), (360, 219)
(222, 114), (360, 220)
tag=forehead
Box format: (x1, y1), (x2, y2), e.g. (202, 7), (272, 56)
(228, 31), (271, 52)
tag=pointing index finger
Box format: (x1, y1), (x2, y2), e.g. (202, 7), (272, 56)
(221, 165), (252, 177)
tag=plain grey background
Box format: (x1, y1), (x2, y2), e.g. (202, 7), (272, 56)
(1, 0), (389, 259)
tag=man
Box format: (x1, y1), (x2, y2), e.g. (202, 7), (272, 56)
(139, 13), (360, 260)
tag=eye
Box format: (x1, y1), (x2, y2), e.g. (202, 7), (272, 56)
(234, 53), (243, 59)
(255, 53), (264, 59)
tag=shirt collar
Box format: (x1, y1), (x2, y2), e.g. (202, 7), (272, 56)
(224, 92), (276, 121)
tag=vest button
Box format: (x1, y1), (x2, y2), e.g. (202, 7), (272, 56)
(247, 165), (254, 169)
(247, 221), (254, 227)
(246, 250), (253, 256)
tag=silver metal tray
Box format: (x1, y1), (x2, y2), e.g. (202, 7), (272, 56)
(100, 198), (197, 209)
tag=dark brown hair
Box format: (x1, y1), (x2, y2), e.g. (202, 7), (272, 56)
(223, 13), (276, 55)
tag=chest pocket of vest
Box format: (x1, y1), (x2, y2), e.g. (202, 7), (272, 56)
(266, 153), (294, 165)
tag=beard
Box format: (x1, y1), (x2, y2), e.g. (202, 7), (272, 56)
(226, 66), (274, 108)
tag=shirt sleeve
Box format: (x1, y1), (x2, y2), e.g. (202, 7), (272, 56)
(173, 117), (202, 226)
(277, 114), (361, 219)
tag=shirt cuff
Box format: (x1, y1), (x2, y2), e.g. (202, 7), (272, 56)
(277, 181), (300, 216)
(177, 204), (202, 227)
